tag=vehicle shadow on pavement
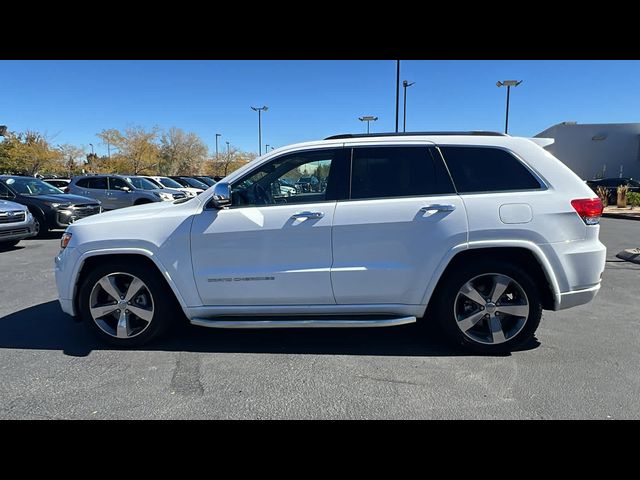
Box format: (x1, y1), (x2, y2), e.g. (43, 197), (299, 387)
(0, 244), (24, 253)
(25, 231), (64, 241)
(0, 301), (540, 358)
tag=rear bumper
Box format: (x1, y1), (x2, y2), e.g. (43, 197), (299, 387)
(556, 283), (601, 310)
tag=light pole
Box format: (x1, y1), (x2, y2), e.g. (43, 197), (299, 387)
(251, 105), (268, 155)
(89, 143), (94, 155)
(265, 144), (270, 152)
(402, 80), (415, 132)
(359, 116), (378, 134)
(215, 133), (222, 161)
(395, 60), (400, 132)
(496, 80), (523, 134)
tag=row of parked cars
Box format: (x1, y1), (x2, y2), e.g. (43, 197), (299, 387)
(0, 173), (218, 247)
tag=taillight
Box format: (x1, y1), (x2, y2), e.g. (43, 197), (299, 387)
(571, 198), (603, 225)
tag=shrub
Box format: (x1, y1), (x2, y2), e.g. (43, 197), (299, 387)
(627, 191), (640, 208)
(617, 185), (629, 207)
(595, 186), (609, 207)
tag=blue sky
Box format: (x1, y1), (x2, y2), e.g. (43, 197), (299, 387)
(1, 60), (640, 156)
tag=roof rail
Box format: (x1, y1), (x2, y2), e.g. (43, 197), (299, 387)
(324, 131), (508, 140)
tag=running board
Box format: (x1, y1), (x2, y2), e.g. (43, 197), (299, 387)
(190, 316), (416, 329)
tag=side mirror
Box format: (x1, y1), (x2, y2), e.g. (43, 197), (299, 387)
(210, 182), (231, 209)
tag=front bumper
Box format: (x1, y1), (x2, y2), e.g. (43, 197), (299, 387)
(0, 215), (37, 242)
(55, 246), (78, 317)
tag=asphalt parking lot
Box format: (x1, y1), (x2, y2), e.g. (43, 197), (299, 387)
(0, 217), (639, 419)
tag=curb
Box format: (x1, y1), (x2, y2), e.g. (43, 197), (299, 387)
(602, 213), (640, 221)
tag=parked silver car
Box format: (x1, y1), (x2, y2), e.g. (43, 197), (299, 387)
(0, 199), (37, 247)
(68, 175), (187, 210)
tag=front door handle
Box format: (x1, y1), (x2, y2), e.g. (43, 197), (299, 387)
(291, 211), (324, 219)
(419, 204), (456, 213)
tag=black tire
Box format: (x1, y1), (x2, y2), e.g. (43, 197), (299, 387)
(78, 260), (179, 347)
(431, 259), (542, 354)
(32, 212), (48, 237)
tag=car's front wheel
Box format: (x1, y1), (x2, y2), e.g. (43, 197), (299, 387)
(78, 261), (178, 346)
(433, 259), (542, 353)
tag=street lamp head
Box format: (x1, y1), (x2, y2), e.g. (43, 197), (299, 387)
(216, 133), (222, 138)
(251, 106), (269, 112)
(497, 80), (523, 87)
(403, 80), (415, 87)
(359, 116), (379, 122)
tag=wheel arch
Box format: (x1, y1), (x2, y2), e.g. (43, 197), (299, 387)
(421, 243), (561, 316)
(72, 250), (188, 318)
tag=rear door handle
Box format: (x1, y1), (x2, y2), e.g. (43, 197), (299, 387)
(291, 211), (324, 219)
(420, 204), (456, 213)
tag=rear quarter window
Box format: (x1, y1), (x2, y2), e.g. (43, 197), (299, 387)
(439, 146), (541, 193)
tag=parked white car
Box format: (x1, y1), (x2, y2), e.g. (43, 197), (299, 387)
(55, 132), (606, 352)
(145, 176), (203, 197)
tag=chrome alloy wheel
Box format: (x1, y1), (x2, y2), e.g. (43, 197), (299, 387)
(454, 273), (529, 345)
(89, 272), (154, 339)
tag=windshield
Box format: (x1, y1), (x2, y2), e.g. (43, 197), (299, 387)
(3, 177), (63, 195)
(195, 177), (215, 187)
(126, 177), (160, 190)
(179, 177), (208, 189)
(158, 177), (184, 189)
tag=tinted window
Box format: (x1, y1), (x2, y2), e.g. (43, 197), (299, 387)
(109, 177), (130, 191)
(601, 179), (622, 187)
(125, 177), (159, 190)
(87, 177), (107, 190)
(75, 178), (90, 188)
(439, 146), (541, 193)
(231, 148), (349, 207)
(350, 146), (454, 200)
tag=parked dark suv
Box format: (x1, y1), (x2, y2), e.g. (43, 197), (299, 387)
(295, 175), (320, 193)
(0, 176), (102, 236)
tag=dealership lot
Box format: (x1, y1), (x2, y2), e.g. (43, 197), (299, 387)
(0, 217), (638, 419)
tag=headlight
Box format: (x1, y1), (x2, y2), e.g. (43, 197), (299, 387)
(50, 203), (71, 208)
(60, 232), (72, 249)
(153, 192), (173, 201)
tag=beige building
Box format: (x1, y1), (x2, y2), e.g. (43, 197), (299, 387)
(535, 122), (640, 180)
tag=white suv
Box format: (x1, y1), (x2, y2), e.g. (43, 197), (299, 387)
(54, 132), (606, 352)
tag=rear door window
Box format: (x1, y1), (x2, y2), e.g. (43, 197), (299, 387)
(350, 146), (455, 200)
(87, 177), (107, 190)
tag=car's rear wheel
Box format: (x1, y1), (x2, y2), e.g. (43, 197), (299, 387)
(78, 261), (178, 347)
(433, 259), (542, 353)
